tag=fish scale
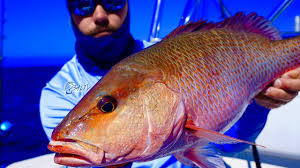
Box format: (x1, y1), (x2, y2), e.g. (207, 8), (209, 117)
(133, 28), (298, 132)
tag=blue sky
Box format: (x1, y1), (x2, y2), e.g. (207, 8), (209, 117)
(1, 0), (299, 67)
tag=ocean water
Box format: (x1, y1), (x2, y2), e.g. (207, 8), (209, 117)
(0, 66), (60, 167)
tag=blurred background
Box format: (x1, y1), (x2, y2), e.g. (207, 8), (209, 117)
(0, 0), (299, 167)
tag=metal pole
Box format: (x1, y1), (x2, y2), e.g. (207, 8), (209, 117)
(268, 0), (293, 23)
(148, 0), (165, 42)
(178, 0), (199, 26)
(216, 0), (231, 18)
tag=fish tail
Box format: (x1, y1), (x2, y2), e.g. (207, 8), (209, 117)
(271, 35), (300, 71)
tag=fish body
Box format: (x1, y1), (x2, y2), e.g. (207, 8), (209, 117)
(48, 12), (300, 167)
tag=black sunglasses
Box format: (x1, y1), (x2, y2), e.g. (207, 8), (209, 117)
(68, 0), (126, 16)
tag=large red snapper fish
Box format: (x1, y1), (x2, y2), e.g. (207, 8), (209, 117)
(48, 12), (300, 167)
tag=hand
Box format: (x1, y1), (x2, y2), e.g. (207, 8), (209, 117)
(255, 66), (300, 109)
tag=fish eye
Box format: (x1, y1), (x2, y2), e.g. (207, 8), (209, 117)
(97, 96), (118, 113)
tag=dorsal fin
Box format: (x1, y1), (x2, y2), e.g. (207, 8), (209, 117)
(164, 12), (281, 40)
(164, 20), (213, 39)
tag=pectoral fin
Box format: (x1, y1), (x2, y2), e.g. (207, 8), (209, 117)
(185, 124), (264, 147)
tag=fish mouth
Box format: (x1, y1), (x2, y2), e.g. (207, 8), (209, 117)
(48, 139), (104, 167)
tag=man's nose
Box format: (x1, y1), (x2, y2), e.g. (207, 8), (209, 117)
(93, 5), (109, 26)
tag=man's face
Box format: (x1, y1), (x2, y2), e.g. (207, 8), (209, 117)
(71, 2), (128, 38)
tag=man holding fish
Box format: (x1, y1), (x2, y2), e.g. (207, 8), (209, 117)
(40, 0), (300, 167)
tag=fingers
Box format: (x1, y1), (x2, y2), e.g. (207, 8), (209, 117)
(255, 66), (300, 109)
(281, 66), (300, 79)
(264, 86), (298, 102)
(273, 78), (300, 92)
(255, 84), (298, 109)
(254, 93), (286, 109)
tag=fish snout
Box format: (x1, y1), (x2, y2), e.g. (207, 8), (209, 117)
(48, 140), (104, 167)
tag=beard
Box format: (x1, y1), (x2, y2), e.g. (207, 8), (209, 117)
(73, 14), (136, 70)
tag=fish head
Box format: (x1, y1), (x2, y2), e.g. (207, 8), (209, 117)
(48, 63), (186, 167)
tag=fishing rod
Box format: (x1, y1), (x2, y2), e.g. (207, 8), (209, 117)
(216, 0), (231, 19)
(268, 0), (293, 23)
(252, 143), (262, 168)
(149, 0), (164, 43)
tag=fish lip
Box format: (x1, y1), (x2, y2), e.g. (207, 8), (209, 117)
(48, 139), (104, 167)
